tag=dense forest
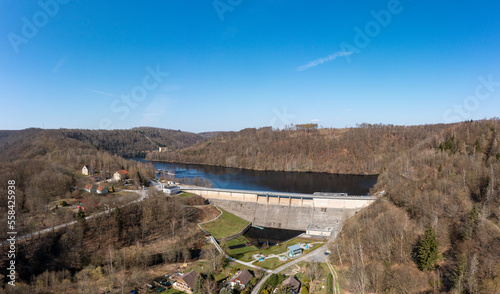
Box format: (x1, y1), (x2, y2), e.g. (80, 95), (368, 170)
(147, 124), (452, 175)
(330, 119), (500, 293)
(0, 190), (214, 293)
(61, 127), (207, 157)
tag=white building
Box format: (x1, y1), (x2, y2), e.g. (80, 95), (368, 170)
(162, 185), (180, 195)
(113, 170), (128, 181)
(82, 165), (89, 175)
(306, 223), (333, 237)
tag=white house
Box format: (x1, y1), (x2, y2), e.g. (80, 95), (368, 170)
(82, 165), (89, 175)
(163, 185), (180, 195)
(113, 170), (128, 181)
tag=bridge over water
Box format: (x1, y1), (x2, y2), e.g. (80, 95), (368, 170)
(181, 187), (376, 231)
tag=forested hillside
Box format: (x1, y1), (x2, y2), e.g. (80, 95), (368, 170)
(0, 128), (214, 292)
(147, 124), (451, 175)
(0, 129), (155, 236)
(330, 119), (500, 293)
(61, 127), (205, 157)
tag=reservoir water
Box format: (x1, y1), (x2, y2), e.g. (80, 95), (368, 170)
(133, 159), (377, 195)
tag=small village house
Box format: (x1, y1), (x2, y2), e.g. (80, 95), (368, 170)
(96, 185), (108, 194)
(84, 183), (96, 193)
(113, 170), (128, 181)
(281, 276), (301, 294)
(82, 165), (89, 175)
(173, 270), (197, 294)
(228, 269), (253, 290)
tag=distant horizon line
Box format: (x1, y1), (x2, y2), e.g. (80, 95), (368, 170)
(2, 118), (499, 134)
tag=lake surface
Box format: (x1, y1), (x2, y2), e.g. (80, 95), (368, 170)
(133, 158), (377, 195)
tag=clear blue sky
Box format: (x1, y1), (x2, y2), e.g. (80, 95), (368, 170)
(1, 0), (499, 132)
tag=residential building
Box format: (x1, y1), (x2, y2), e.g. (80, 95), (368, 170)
(282, 276), (301, 294)
(84, 183), (96, 193)
(96, 185), (108, 194)
(82, 165), (89, 175)
(113, 170), (128, 181)
(173, 270), (197, 294)
(228, 269), (253, 290)
(287, 245), (303, 258)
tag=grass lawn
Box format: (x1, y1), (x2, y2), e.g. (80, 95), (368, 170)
(257, 257), (282, 269)
(200, 209), (250, 239)
(178, 192), (197, 198)
(226, 236), (259, 256)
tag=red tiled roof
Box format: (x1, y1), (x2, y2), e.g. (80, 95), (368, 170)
(97, 185), (106, 191)
(85, 183), (93, 190)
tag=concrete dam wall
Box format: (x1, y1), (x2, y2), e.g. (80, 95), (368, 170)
(182, 188), (376, 231)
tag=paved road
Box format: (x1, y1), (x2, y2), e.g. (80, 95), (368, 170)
(1, 188), (147, 245)
(251, 244), (327, 294)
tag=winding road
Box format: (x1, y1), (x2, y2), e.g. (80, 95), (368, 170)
(1, 188), (147, 245)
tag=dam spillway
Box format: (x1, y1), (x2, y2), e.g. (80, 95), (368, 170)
(181, 187), (376, 231)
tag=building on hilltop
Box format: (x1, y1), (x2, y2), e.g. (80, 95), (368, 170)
(173, 270), (197, 294)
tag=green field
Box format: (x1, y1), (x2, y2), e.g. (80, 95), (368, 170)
(178, 192), (198, 198)
(257, 257), (282, 269)
(226, 236), (259, 256)
(200, 209), (250, 239)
